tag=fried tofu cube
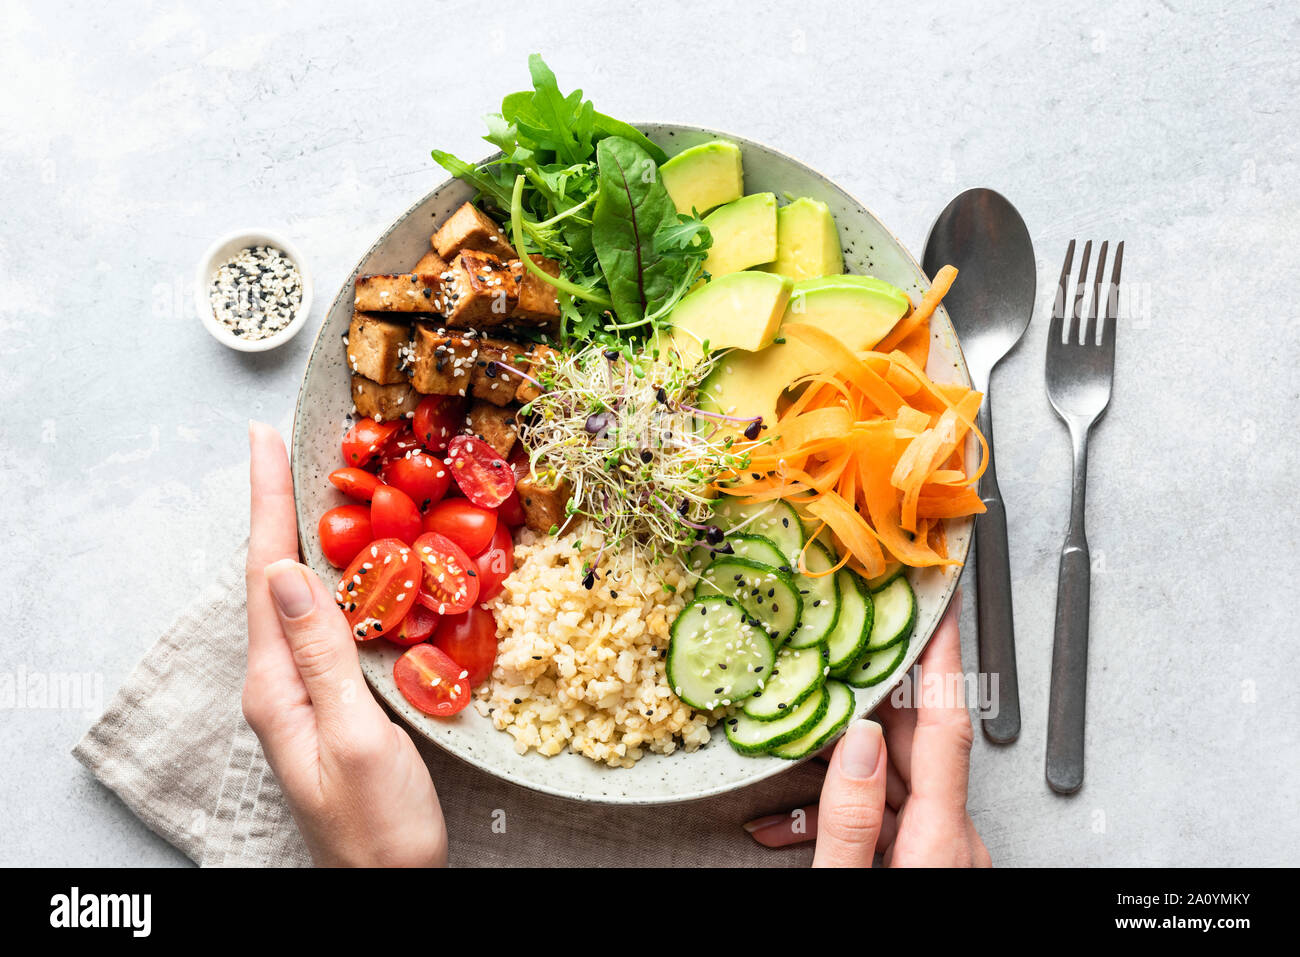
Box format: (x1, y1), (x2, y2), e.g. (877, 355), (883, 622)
(469, 337), (528, 406)
(510, 255), (562, 325)
(354, 273), (443, 313)
(352, 375), (419, 422)
(441, 251), (519, 328)
(433, 202), (517, 261)
(466, 401), (518, 458)
(414, 249), (450, 276)
(407, 323), (478, 396)
(517, 474), (571, 533)
(515, 344), (558, 403)
(347, 312), (409, 385)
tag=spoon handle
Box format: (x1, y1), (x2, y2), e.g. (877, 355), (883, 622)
(973, 392), (1022, 743)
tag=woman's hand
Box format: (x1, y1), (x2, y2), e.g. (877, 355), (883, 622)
(241, 421), (447, 867)
(743, 594), (990, 867)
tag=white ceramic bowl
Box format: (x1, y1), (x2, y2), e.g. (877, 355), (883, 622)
(292, 124), (973, 804)
(195, 228), (314, 352)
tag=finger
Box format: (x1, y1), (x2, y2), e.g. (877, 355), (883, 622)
(742, 806), (819, 848)
(879, 804), (898, 852)
(885, 756), (909, 810)
(877, 696), (917, 784)
(908, 596), (974, 813)
(246, 422), (304, 696)
(265, 559), (375, 732)
(744, 802), (900, 859)
(812, 719), (888, 868)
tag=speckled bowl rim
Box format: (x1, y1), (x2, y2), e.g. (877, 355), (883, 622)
(292, 123), (972, 805)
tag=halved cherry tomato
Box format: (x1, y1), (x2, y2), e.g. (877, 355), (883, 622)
(336, 538), (419, 640)
(371, 485), (422, 544)
(413, 395), (465, 453)
(423, 499), (497, 556)
(497, 489), (526, 528)
(393, 643), (472, 717)
(473, 521), (514, 603)
(342, 418), (401, 467)
(382, 422), (421, 463)
(387, 601), (440, 647)
(317, 505), (373, 568)
(381, 452), (452, 511)
(328, 467), (382, 502)
(412, 531), (479, 615)
(432, 605), (499, 686)
(446, 435), (515, 508)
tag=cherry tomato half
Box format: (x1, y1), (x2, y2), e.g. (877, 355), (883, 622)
(336, 538), (419, 640)
(371, 485), (423, 545)
(381, 452), (452, 511)
(342, 418), (401, 468)
(328, 467), (382, 503)
(393, 644), (472, 717)
(412, 531), (479, 615)
(387, 601), (440, 647)
(446, 435), (515, 509)
(382, 422), (422, 463)
(413, 395), (465, 453)
(432, 605), (499, 686)
(318, 505), (373, 568)
(423, 499), (497, 556)
(473, 521), (514, 603)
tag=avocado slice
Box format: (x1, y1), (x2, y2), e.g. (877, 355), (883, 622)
(660, 141), (744, 216)
(701, 192), (778, 279)
(761, 197), (844, 281)
(699, 275), (910, 430)
(668, 271), (793, 365)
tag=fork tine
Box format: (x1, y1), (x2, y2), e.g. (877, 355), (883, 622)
(1050, 239), (1075, 344)
(1068, 240), (1092, 344)
(1084, 240), (1108, 345)
(1102, 241), (1124, 349)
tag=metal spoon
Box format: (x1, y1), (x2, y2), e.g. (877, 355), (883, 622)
(923, 188), (1035, 744)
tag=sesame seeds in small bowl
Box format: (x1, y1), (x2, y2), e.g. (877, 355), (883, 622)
(195, 229), (313, 352)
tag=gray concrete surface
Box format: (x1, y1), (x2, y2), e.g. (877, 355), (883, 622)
(1, 0), (1296, 866)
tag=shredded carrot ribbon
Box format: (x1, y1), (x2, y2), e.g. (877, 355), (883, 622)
(713, 267), (987, 574)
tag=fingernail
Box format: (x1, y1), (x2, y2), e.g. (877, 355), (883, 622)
(742, 813), (786, 834)
(839, 719), (883, 780)
(266, 560), (315, 618)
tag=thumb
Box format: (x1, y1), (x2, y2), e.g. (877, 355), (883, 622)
(264, 559), (371, 728)
(812, 719), (888, 868)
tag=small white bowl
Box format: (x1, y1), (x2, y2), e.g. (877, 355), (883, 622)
(195, 228), (314, 353)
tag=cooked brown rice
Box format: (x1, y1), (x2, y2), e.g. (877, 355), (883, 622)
(476, 526), (716, 767)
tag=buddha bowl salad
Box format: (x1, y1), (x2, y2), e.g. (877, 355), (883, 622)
(316, 56), (987, 768)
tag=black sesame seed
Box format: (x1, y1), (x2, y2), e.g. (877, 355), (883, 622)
(743, 419), (762, 440)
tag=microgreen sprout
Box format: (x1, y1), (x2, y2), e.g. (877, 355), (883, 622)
(520, 342), (750, 571)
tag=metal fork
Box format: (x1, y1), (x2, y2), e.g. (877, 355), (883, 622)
(1044, 239), (1122, 795)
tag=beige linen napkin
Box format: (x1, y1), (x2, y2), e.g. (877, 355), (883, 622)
(73, 544), (823, 867)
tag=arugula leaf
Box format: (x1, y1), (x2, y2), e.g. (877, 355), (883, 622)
(432, 56), (701, 347)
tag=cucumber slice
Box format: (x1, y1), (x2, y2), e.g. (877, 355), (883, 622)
(825, 568), (873, 673)
(667, 596), (775, 710)
(842, 638), (908, 688)
(727, 534), (790, 571)
(862, 576), (916, 653)
(741, 644), (827, 721)
(712, 499), (804, 564)
(769, 680), (856, 759)
(786, 540), (840, 649)
(698, 557), (803, 646)
(865, 561), (903, 592)
(725, 686), (829, 755)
